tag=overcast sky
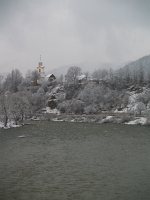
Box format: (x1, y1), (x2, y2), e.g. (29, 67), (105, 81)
(0, 0), (150, 74)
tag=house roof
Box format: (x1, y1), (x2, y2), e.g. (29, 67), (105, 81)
(46, 74), (55, 78)
(77, 74), (86, 80)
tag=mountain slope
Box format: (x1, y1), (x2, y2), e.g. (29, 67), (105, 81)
(123, 54), (150, 73)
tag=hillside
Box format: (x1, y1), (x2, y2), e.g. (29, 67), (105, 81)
(123, 54), (150, 73)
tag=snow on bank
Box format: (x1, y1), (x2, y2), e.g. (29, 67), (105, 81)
(50, 115), (150, 126)
(0, 122), (4, 128)
(51, 118), (64, 122)
(100, 116), (114, 123)
(114, 108), (129, 113)
(45, 107), (60, 115)
(0, 121), (22, 129)
(125, 117), (147, 125)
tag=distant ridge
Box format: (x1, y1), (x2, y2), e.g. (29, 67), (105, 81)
(47, 54), (150, 78)
(123, 54), (150, 72)
(49, 62), (123, 77)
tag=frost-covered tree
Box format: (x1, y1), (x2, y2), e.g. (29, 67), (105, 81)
(78, 84), (106, 106)
(78, 83), (122, 112)
(57, 100), (71, 113)
(78, 84), (95, 105)
(58, 98), (84, 114)
(31, 70), (40, 86)
(84, 104), (98, 114)
(0, 93), (10, 127)
(133, 102), (146, 115)
(92, 69), (108, 80)
(65, 66), (81, 86)
(70, 99), (84, 114)
(28, 92), (47, 114)
(147, 71), (150, 83)
(9, 92), (30, 124)
(0, 75), (4, 93)
(4, 69), (23, 92)
(136, 66), (145, 84)
(37, 87), (45, 95)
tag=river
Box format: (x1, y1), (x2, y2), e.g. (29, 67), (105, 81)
(0, 121), (150, 200)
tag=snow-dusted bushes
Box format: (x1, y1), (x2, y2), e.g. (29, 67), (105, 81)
(84, 105), (98, 114)
(57, 99), (84, 114)
(70, 99), (84, 114)
(28, 92), (47, 114)
(126, 89), (150, 115)
(57, 101), (71, 113)
(78, 84), (107, 106)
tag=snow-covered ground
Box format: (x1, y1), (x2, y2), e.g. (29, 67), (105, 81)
(100, 116), (114, 123)
(114, 109), (128, 113)
(0, 122), (4, 128)
(125, 117), (147, 125)
(45, 107), (60, 115)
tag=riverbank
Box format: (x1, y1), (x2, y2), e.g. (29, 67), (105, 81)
(1, 112), (150, 129)
(43, 112), (150, 126)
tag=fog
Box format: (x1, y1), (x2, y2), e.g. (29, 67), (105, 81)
(0, 0), (150, 74)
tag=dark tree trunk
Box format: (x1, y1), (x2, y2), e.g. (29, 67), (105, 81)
(4, 115), (8, 127)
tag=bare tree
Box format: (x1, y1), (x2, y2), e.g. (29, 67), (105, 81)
(65, 66), (81, 86)
(92, 69), (108, 80)
(138, 66), (144, 84)
(31, 70), (40, 86)
(0, 75), (4, 94)
(9, 92), (31, 124)
(0, 93), (9, 127)
(28, 92), (47, 114)
(4, 69), (23, 92)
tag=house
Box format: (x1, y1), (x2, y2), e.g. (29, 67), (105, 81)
(77, 74), (87, 84)
(46, 74), (56, 82)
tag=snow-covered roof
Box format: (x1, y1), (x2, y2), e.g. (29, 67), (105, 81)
(77, 74), (86, 80)
(46, 74), (55, 78)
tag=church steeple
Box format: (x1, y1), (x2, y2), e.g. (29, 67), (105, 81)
(37, 55), (45, 74)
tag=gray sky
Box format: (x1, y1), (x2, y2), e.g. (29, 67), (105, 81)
(0, 0), (150, 74)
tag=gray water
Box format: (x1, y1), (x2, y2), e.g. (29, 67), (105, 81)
(0, 121), (150, 200)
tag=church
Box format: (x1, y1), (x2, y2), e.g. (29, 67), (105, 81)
(36, 57), (56, 84)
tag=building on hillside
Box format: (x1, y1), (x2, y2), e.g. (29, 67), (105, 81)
(77, 74), (87, 84)
(46, 74), (56, 82)
(36, 56), (45, 84)
(36, 56), (56, 84)
(37, 61), (45, 74)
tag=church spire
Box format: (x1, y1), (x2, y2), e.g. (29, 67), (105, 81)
(37, 55), (45, 74)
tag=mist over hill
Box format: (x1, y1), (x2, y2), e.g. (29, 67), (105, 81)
(122, 55), (150, 73)
(48, 54), (150, 78)
(49, 62), (125, 77)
